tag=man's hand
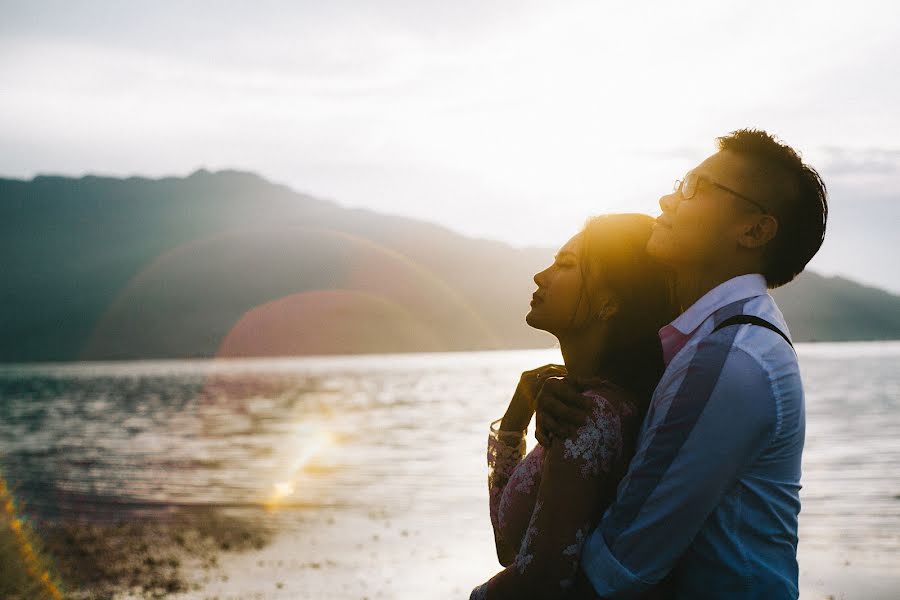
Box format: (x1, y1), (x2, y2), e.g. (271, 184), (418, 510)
(500, 364), (567, 432)
(534, 376), (596, 446)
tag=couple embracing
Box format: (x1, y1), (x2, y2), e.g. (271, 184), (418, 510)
(470, 129), (827, 599)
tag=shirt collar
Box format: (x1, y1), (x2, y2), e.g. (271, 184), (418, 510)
(667, 273), (768, 336)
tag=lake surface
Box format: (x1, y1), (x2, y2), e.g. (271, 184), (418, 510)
(1, 343), (899, 599)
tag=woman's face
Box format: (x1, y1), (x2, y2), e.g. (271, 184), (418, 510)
(526, 234), (586, 335)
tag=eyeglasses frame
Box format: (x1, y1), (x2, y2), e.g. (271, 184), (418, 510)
(673, 172), (769, 214)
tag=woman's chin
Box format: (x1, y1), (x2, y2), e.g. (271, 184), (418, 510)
(525, 310), (551, 333)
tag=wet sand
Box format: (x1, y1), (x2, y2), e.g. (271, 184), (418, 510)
(9, 506), (897, 600)
(2, 507), (271, 600)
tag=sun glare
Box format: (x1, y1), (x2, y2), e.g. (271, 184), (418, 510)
(265, 427), (335, 508)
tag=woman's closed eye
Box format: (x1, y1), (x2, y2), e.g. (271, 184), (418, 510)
(554, 253), (577, 268)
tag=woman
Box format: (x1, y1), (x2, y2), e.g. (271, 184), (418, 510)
(470, 214), (677, 599)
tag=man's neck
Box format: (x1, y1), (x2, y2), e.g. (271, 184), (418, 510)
(674, 266), (760, 311)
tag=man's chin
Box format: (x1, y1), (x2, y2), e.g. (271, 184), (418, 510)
(646, 235), (675, 264)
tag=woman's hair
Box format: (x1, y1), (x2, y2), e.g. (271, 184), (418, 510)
(577, 213), (678, 411)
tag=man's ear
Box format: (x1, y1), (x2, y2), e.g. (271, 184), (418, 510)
(738, 214), (779, 249)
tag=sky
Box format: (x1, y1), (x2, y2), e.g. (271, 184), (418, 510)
(2, 0), (899, 292)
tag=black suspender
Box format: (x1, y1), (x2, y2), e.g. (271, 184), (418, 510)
(712, 315), (794, 349)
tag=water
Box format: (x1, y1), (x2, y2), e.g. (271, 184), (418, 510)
(1, 344), (899, 598)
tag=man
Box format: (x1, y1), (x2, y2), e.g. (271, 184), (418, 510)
(536, 129), (827, 598)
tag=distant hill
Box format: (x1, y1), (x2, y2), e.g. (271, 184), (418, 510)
(1, 170), (899, 362)
(771, 272), (900, 342)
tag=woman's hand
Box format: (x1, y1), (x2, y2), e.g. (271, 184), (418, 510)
(534, 376), (597, 446)
(500, 364), (567, 432)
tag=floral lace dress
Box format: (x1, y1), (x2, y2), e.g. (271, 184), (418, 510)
(469, 381), (642, 600)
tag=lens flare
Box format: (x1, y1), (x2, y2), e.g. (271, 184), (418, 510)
(0, 475), (64, 599)
(265, 428), (335, 508)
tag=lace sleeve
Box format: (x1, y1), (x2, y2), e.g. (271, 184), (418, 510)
(487, 418), (527, 564)
(471, 391), (635, 599)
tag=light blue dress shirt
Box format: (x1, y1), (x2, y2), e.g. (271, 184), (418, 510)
(580, 274), (804, 599)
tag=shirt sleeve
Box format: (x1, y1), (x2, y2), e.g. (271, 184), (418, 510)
(472, 392), (628, 599)
(580, 343), (779, 597)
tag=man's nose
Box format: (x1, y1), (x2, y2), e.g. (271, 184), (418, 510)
(659, 190), (680, 213)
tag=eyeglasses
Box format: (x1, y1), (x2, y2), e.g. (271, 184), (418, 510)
(673, 172), (769, 214)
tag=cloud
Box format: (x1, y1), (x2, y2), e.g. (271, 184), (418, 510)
(821, 147), (900, 176)
(1, 1), (899, 292)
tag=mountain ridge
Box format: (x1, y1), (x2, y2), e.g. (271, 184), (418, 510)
(2, 169), (899, 362)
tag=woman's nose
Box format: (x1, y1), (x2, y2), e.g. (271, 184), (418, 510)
(534, 267), (550, 287)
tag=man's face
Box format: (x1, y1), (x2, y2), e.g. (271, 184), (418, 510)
(647, 150), (764, 269)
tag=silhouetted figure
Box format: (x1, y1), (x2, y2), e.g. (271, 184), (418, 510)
(471, 214), (678, 598)
(528, 129), (827, 599)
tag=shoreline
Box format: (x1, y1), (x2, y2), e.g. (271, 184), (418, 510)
(4, 503), (900, 599)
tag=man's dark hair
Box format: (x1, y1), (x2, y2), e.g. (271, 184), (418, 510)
(716, 128), (827, 288)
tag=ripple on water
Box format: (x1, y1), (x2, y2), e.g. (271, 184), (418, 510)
(0, 346), (898, 562)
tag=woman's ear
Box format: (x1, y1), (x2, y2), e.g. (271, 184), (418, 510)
(594, 294), (619, 321)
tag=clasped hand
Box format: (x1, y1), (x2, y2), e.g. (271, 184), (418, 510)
(502, 364), (597, 446)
